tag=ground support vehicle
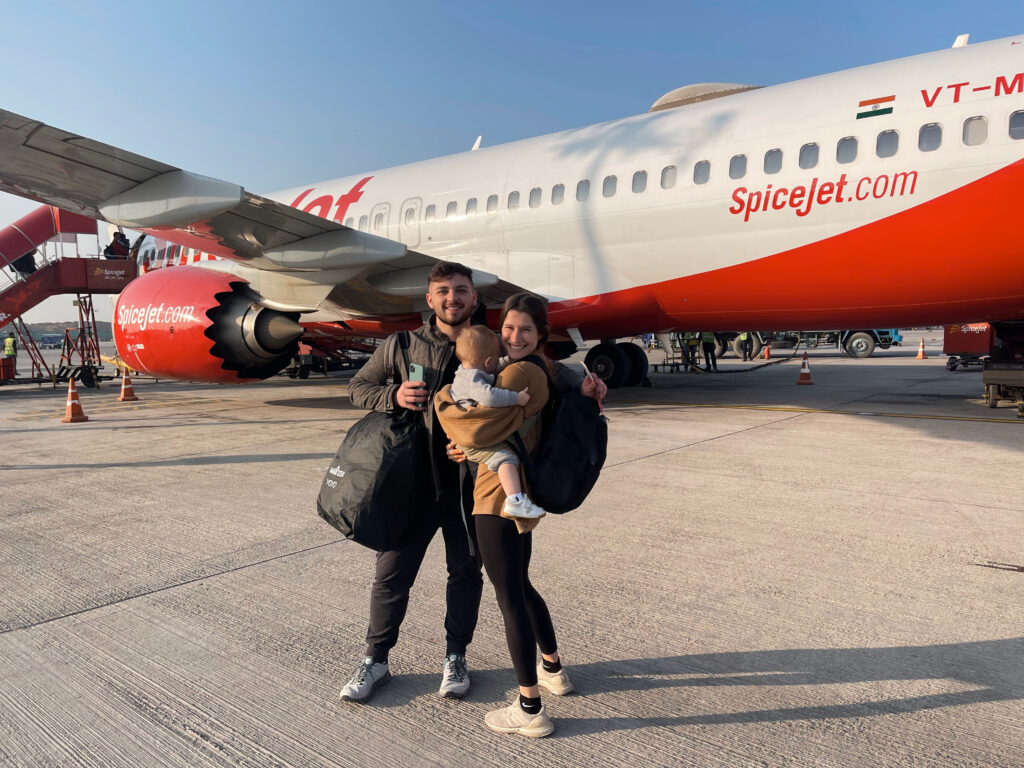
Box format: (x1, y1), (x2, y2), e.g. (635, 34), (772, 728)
(973, 322), (1024, 418)
(983, 362), (1024, 417)
(944, 323), (992, 370)
(756, 329), (901, 358)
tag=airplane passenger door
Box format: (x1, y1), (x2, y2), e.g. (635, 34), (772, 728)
(370, 202), (391, 241)
(399, 198), (421, 248)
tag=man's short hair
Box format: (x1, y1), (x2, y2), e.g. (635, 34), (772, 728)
(428, 261), (474, 286)
(455, 325), (500, 366)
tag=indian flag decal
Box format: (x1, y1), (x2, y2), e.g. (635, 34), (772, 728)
(857, 95), (895, 119)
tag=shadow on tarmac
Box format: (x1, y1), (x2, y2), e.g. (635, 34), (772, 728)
(357, 638), (1023, 733)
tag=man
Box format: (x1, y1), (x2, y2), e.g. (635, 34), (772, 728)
(3, 332), (17, 376)
(739, 331), (752, 362)
(341, 261), (484, 703)
(700, 331), (718, 372)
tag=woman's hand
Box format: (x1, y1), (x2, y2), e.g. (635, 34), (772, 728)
(581, 372), (607, 405)
(446, 439), (467, 464)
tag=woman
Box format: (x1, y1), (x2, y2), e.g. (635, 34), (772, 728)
(441, 292), (605, 738)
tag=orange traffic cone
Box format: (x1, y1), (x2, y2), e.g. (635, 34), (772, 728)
(796, 352), (814, 385)
(61, 378), (89, 423)
(916, 338), (928, 359)
(763, 344), (771, 360)
(117, 370), (139, 402)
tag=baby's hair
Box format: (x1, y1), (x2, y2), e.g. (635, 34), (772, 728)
(456, 325), (501, 365)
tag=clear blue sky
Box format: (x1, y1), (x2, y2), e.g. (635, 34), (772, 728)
(2, 0), (1019, 321)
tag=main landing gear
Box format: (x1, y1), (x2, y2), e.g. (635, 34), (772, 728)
(584, 340), (650, 389)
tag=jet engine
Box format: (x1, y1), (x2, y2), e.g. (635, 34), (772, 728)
(113, 266), (303, 383)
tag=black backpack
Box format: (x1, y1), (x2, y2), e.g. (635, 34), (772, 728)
(316, 332), (429, 550)
(509, 356), (608, 514)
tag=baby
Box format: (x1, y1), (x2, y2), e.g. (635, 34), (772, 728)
(450, 326), (546, 519)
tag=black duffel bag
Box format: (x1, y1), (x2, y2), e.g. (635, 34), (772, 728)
(317, 332), (429, 550)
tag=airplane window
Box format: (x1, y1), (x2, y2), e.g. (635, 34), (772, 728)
(764, 149), (782, 174)
(577, 180), (590, 201)
(466, 198), (478, 215)
(551, 184), (565, 205)
(963, 116), (988, 146)
(876, 130), (899, 158)
(693, 161), (710, 184)
(404, 208), (415, 225)
(487, 195), (498, 213)
(359, 215), (369, 231)
(729, 155), (747, 179)
(661, 165), (676, 189)
(529, 187), (542, 208)
(344, 217), (354, 228)
(424, 205), (436, 222)
(446, 201), (457, 219)
(1010, 110), (1024, 139)
(602, 176), (617, 197)
(798, 143), (818, 169)
(918, 123), (942, 152)
(836, 136), (858, 164)
(632, 171), (647, 193)
(508, 191), (520, 210)
(374, 213), (384, 231)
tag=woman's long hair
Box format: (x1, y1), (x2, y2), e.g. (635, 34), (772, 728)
(499, 292), (554, 378)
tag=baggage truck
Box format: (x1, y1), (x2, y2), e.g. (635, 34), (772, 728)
(943, 323), (992, 370)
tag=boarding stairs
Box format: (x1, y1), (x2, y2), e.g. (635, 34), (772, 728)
(0, 205), (137, 384)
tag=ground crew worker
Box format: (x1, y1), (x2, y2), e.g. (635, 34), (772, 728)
(684, 331), (700, 369)
(739, 331), (752, 361)
(3, 332), (17, 376)
(701, 331), (718, 372)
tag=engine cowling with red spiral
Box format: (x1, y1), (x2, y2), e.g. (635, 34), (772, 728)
(114, 266), (303, 383)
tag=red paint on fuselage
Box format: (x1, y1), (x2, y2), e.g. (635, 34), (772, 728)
(550, 156), (1024, 337)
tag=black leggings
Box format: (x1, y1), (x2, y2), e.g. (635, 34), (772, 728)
(475, 514), (558, 687)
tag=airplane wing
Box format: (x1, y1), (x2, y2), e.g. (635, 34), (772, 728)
(0, 108), (524, 313)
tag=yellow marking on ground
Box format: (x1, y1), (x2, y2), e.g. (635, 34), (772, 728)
(609, 400), (1024, 424)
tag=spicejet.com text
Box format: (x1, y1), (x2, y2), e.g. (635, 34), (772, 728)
(729, 170), (918, 222)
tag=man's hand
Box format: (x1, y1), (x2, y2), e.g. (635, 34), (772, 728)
(396, 380), (428, 411)
(516, 386), (531, 407)
(446, 440), (467, 464)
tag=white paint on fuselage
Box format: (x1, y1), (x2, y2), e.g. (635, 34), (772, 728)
(270, 36), (1024, 303)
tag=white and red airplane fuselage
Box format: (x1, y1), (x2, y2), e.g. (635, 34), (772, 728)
(239, 34), (1024, 340)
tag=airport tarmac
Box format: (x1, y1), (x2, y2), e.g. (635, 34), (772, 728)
(0, 330), (1021, 768)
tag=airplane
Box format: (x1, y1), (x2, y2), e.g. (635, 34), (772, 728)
(2, 32), (1024, 388)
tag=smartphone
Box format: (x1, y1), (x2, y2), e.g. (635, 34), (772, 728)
(407, 363), (424, 382)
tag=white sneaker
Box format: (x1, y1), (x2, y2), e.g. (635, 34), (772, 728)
(339, 656), (390, 702)
(484, 699), (554, 738)
(502, 496), (546, 519)
(439, 653), (470, 698)
(537, 662), (575, 695)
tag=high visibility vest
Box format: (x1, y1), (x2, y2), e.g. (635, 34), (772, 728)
(700, 332), (716, 343)
(739, 332), (749, 341)
(3, 337), (14, 356)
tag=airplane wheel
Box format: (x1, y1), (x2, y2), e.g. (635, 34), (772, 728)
(618, 342), (648, 387)
(714, 338), (728, 358)
(749, 337), (763, 360)
(585, 342), (631, 389)
(845, 332), (875, 358)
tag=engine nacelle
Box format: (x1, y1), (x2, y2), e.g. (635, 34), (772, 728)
(114, 266), (302, 383)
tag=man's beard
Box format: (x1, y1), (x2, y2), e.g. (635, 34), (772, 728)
(436, 302), (474, 326)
